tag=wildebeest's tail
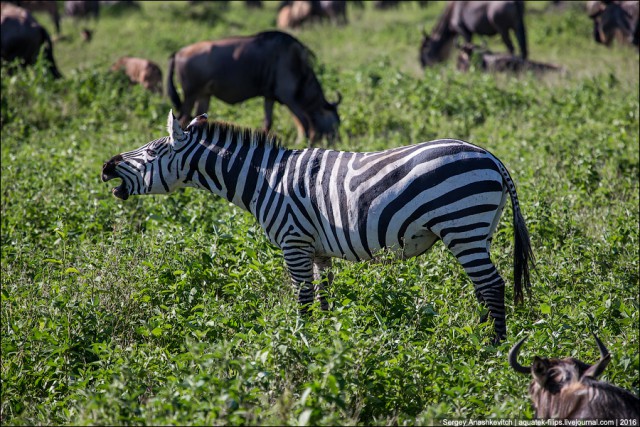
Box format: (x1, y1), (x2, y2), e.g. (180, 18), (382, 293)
(514, 0), (528, 60)
(167, 52), (182, 111)
(40, 27), (62, 79)
(495, 157), (535, 304)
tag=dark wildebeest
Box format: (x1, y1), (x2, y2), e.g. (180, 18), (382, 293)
(587, 0), (639, 47)
(65, 0), (99, 42)
(167, 31), (342, 145)
(420, 1), (527, 67)
(456, 43), (564, 74)
(277, 1), (347, 29)
(1, 2), (61, 78)
(509, 334), (640, 419)
(12, 0), (60, 35)
(111, 56), (162, 94)
(245, 0), (262, 8)
(373, 1), (429, 9)
(64, 0), (99, 18)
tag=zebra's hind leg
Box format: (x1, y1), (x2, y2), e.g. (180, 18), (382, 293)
(313, 256), (333, 311)
(453, 245), (507, 343)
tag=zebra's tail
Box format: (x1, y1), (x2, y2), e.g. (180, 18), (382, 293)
(167, 52), (182, 112)
(497, 160), (535, 305)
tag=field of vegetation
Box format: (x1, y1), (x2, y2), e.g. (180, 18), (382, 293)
(1, 1), (638, 425)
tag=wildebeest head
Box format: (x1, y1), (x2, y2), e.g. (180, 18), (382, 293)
(419, 27), (456, 67)
(510, 334), (610, 387)
(508, 334), (637, 419)
(588, 1), (638, 46)
(304, 91), (341, 144)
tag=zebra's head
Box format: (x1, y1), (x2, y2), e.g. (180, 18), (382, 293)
(101, 110), (194, 200)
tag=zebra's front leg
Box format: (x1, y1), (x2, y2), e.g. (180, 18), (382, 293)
(313, 256), (333, 311)
(283, 246), (316, 315)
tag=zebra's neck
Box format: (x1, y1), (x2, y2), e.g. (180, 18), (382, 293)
(184, 121), (294, 218)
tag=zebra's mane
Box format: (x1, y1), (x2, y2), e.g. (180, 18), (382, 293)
(188, 119), (284, 150)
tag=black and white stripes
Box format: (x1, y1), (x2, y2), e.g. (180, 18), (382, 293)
(102, 110), (535, 341)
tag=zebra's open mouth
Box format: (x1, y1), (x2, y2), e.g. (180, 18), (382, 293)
(101, 173), (129, 200)
(111, 182), (129, 200)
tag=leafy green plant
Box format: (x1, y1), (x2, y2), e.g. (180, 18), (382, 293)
(1, 1), (638, 425)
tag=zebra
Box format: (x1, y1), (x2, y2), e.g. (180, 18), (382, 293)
(101, 110), (535, 342)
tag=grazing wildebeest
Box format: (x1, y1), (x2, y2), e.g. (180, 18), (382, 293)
(456, 43), (564, 74)
(111, 56), (162, 94)
(167, 31), (342, 145)
(587, 0), (639, 47)
(420, 1), (527, 67)
(320, 1), (347, 25)
(245, 0), (262, 8)
(509, 334), (640, 419)
(374, 1), (429, 9)
(64, 0), (99, 18)
(13, 0), (60, 35)
(65, 0), (99, 42)
(1, 2), (61, 78)
(277, 1), (347, 29)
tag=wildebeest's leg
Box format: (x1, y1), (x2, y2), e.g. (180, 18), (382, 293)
(313, 256), (333, 311)
(178, 94), (197, 128)
(499, 30), (516, 56)
(194, 96), (210, 117)
(263, 98), (275, 131)
(283, 246), (316, 315)
(514, 22), (528, 59)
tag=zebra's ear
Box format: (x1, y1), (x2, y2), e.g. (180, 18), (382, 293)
(167, 109), (185, 143)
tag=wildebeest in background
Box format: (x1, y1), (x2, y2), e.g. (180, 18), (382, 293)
(167, 31), (341, 145)
(277, 1), (347, 29)
(12, 0), (60, 35)
(420, 1), (527, 67)
(509, 334), (640, 419)
(111, 56), (163, 94)
(65, 0), (99, 42)
(456, 43), (564, 74)
(245, 0), (262, 8)
(99, 0), (140, 14)
(1, 2), (61, 78)
(587, 0), (639, 47)
(64, 0), (99, 18)
(374, 1), (428, 9)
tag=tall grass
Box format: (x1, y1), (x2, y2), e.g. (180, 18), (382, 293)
(1, 1), (638, 425)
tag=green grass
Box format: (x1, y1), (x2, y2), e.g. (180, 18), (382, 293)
(1, 1), (638, 425)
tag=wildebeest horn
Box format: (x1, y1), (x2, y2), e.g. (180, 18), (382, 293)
(332, 91), (342, 107)
(509, 336), (531, 374)
(584, 333), (611, 379)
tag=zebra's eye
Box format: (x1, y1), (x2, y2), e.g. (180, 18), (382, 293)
(146, 148), (157, 157)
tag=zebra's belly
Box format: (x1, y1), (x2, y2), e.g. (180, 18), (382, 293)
(313, 225), (439, 261)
